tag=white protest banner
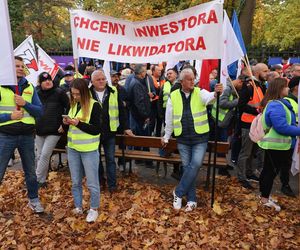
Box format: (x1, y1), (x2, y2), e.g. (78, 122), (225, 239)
(103, 60), (112, 86)
(70, 0), (223, 63)
(0, 0), (17, 86)
(36, 44), (59, 80)
(220, 11), (244, 86)
(14, 35), (39, 85)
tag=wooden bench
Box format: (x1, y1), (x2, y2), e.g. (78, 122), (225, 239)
(114, 135), (230, 188)
(49, 134), (230, 189)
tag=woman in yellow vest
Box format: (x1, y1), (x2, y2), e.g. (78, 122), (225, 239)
(258, 78), (300, 211)
(63, 79), (101, 222)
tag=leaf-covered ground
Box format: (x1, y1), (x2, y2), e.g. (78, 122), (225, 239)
(0, 170), (299, 249)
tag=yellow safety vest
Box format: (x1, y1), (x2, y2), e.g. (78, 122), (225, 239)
(258, 100), (292, 150)
(211, 94), (234, 122)
(170, 87), (209, 136)
(284, 97), (298, 123)
(67, 99), (100, 152)
(0, 84), (35, 126)
(108, 86), (119, 132)
(162, 81), (172, 108)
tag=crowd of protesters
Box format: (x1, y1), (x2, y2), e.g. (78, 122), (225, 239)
(0, 56), (299, 222)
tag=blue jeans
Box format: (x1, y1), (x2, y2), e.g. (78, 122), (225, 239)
(0, 133), (39, 201)
(99, 136), (117, 191)
(67, 147), (100, 209)
(175, 142), (208, 202)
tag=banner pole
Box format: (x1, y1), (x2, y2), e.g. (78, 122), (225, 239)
(74, 58), (79, 77)
(211, 58), (221, 208)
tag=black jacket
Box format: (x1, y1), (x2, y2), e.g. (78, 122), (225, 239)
(129, 76), (152, 124)
(36, 86), (69, 136)
(90, 85), (129, 139)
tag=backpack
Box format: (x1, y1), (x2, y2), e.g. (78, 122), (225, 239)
(249, 113), (265, 143)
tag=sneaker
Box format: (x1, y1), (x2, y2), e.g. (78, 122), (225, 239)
(7, 159), (14, 167)
(246, 174), (260, 183)
(260, 199), (281, 212)
(86, 209), (98, 222)
(281, 185), (296, 197)
(173, 190), (182, 210)
(28, 200), (44, 213)
(185, 201), (197, 212)
(239, 180), (254, 190)
(72, 207), (83, 215)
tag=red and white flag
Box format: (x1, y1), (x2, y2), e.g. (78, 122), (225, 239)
(220, 11), (244, 86)
(14, 35), (39, 85)
(36, 44), (59, 80)
(0, 0), (17, 86)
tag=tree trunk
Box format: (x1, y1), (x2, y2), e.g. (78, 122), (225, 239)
(239, 0), (256, 46)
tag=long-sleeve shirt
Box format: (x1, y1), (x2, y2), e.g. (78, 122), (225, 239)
(0, 78), (43, 135)
(163, 88), (216, 142)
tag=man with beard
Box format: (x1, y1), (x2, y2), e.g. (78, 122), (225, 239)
(237, 63), (268, 189)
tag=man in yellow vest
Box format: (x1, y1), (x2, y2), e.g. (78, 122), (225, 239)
(90, 70), (133, 195)
(161, 68), (223, 212)
(0, 56), (44, 213)
(237, 63), (267, 189)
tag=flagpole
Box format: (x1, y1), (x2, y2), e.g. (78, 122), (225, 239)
(211, 59), (221, 208)
(74, 58), (79, 77)
(228, 77), (239, 98)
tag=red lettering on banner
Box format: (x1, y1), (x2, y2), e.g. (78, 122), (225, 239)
(178, 18), (188, 30)
(207, 10), (218, 23)
(118, 24), (126, 36)
(80, 18), (90, 29)
(77, 37), (100, 52)
(188, 16), (197, 28)
(106, 36), (206, 57)
(135, 27), (147, 37)
(175, 41), (184, 52)
(90, 20), (99, 31)
(159, 24), (169, 35)
(149, 46), (158, 56)
(197, 13), (206, 25)
(146, 26), (159, 37)
(99, 21), (108, 33)
(196, 36), (206, 50)
(157, 45), (166, 54)
(122, 45), (132, 56)
(74, 16), (80, 27)
(169, 21), (179, 33)
(132, 46), (146, 57)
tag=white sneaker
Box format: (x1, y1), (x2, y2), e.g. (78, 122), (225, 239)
(28, 200), (44, 213)
(173, 190), (182, 210)
(185, 201), (197, 212)
(261, 199), (281, 212)
(86, 209), (98, 222)
(72, 207), (83, 215)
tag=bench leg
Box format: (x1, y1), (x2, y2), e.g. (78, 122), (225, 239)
(156, 162), (160, 175)
(57, 152), (64, 170)
(163, 162), (167, 178)
(205, 150), (213, 191)
(129, 160), (132, 174)
(49, 154), (54, 171)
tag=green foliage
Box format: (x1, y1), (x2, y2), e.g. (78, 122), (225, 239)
(252, 0), (300, 49)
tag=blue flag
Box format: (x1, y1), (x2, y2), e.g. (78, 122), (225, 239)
(228, 10), (246, 79)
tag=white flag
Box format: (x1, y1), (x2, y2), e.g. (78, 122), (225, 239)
(0, 0), (17, 86)
(103, 61), (112, 86)
(36, 44), (59, 80)
(220, 11), (244, 86)
(14, 35), (39, 85)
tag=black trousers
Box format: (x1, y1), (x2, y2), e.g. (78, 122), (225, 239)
(259, 149), (292, 198)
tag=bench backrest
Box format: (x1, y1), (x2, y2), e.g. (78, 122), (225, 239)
(115, 135), (229, 155)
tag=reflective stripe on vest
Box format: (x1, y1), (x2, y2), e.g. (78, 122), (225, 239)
(0, 84), (35, 126)
(67, 99), (100, 152)
(241, 85), (264, 123)
(171, 87), (209, 136)
(163, 81), (172, 108)
(108, 86), (119, 131)
(284, 97), (298, 123)
(258, 100), (292, 150)
(211, 94), (234, 122)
